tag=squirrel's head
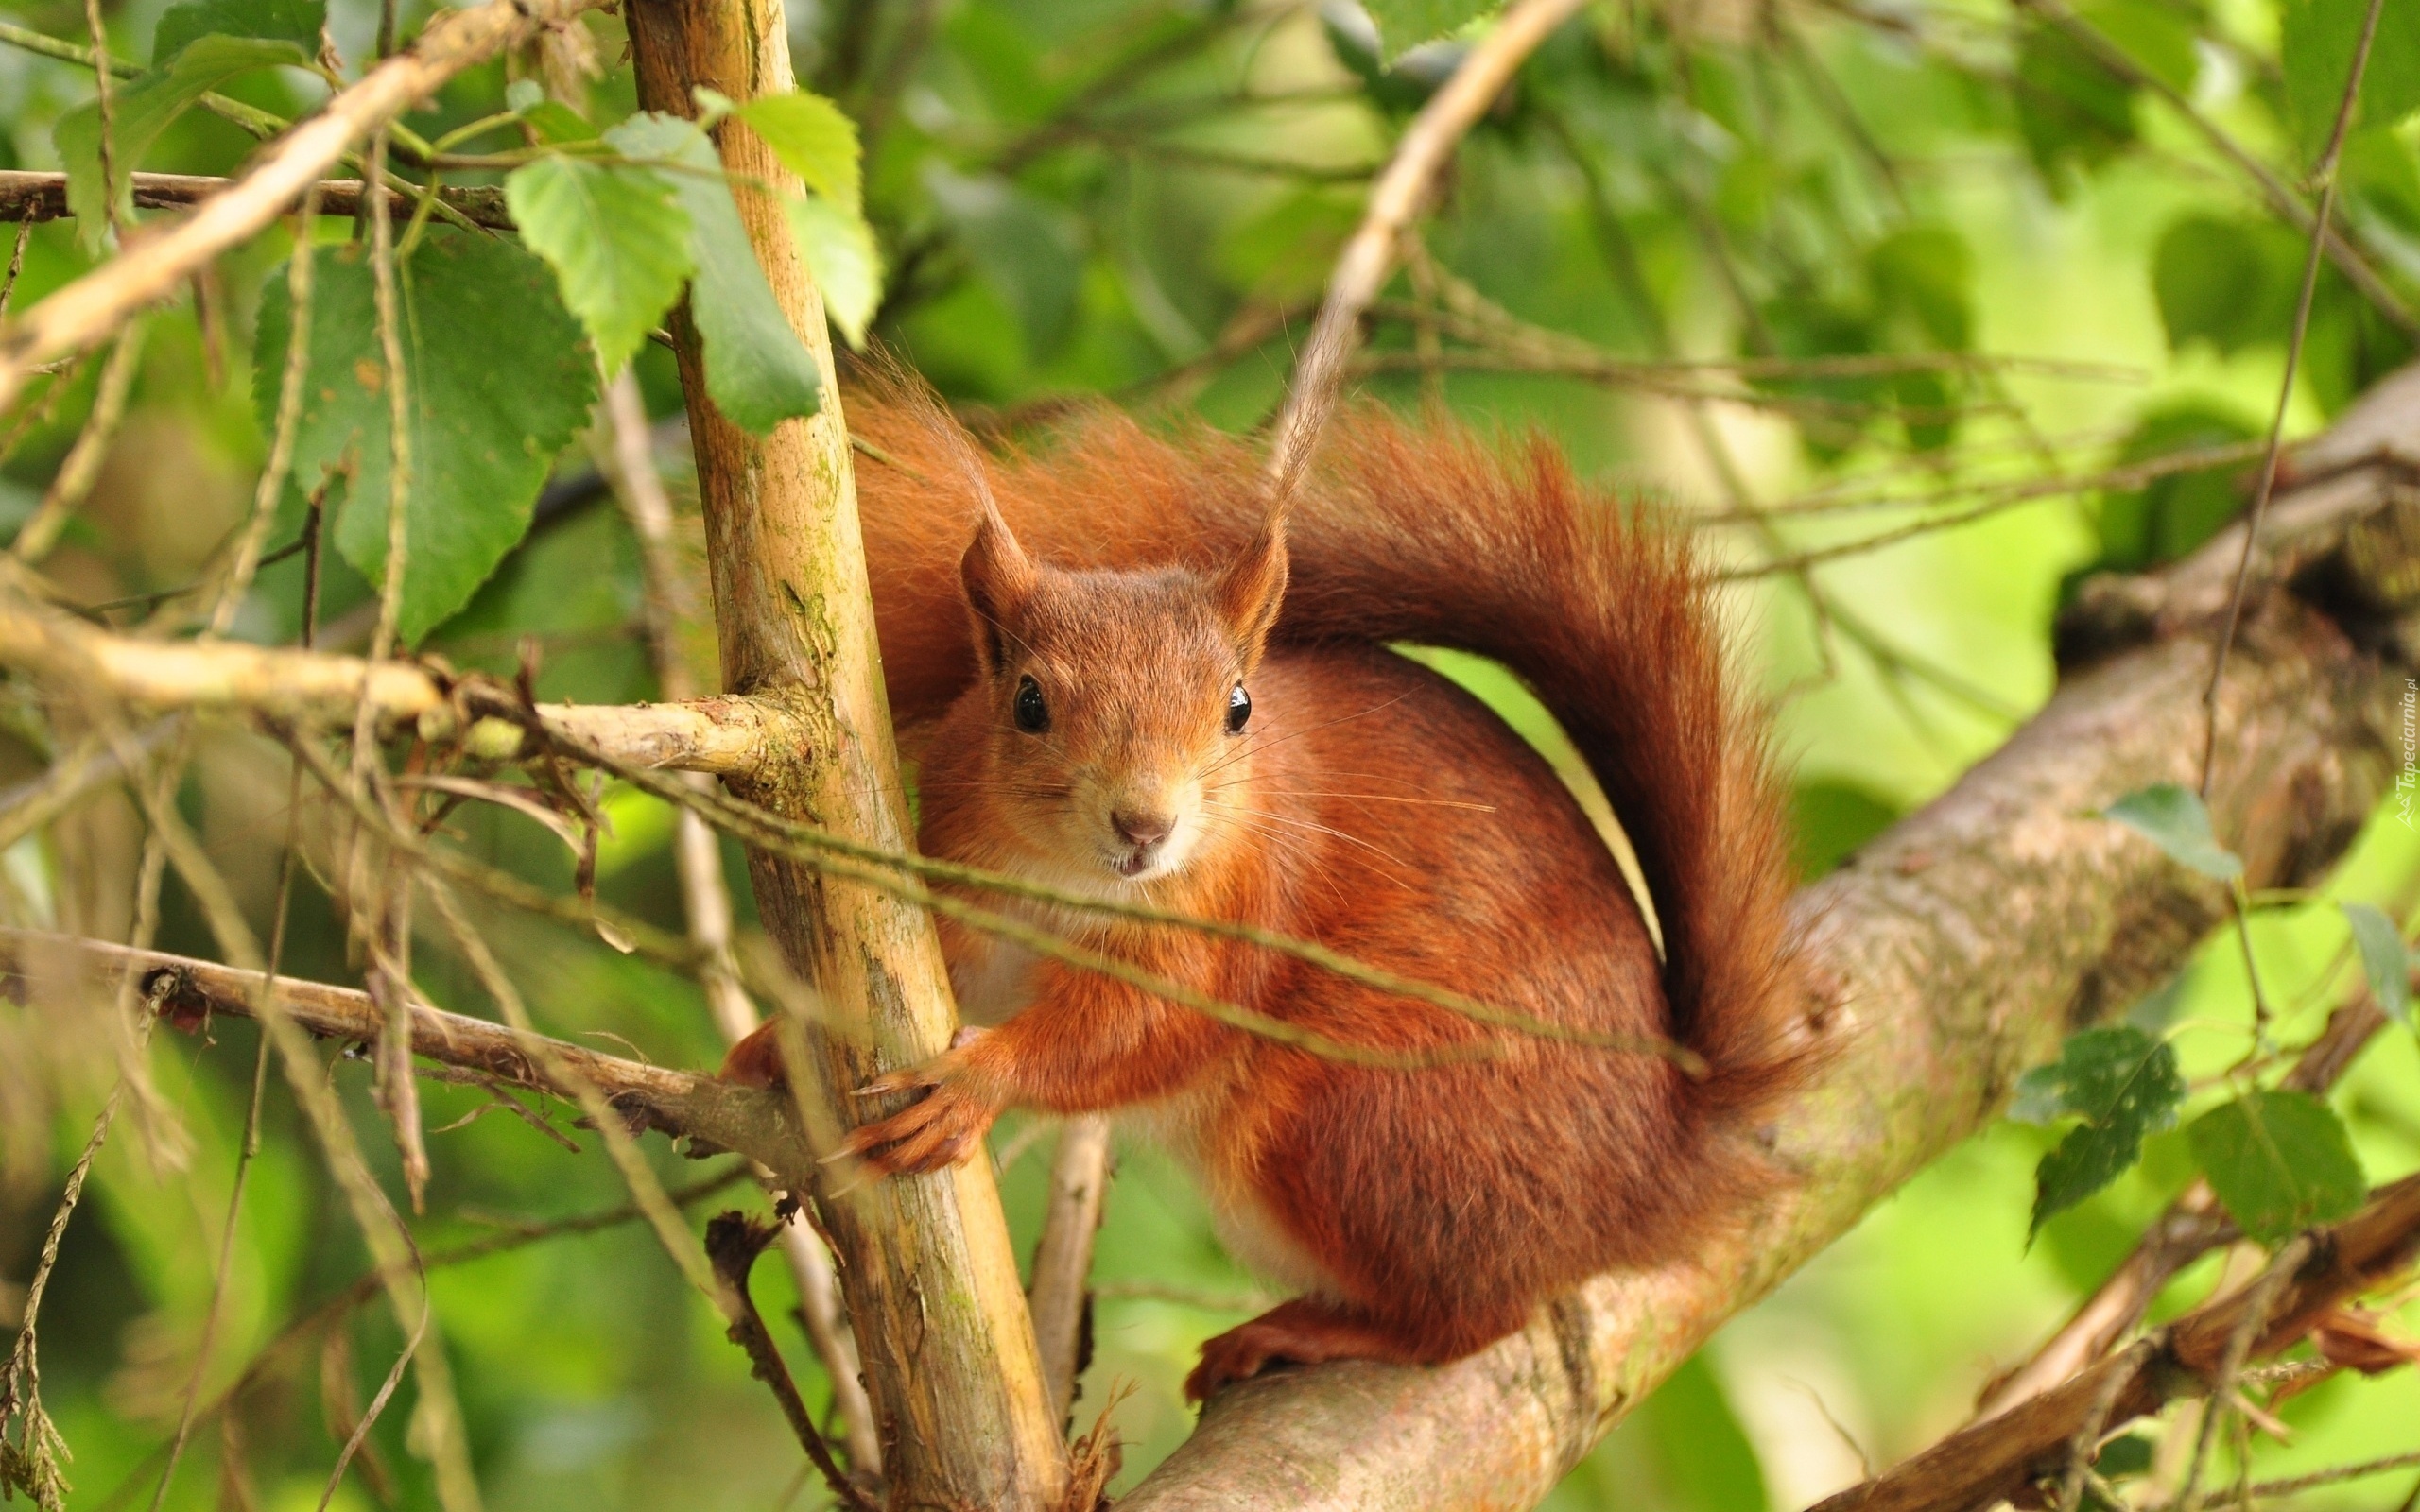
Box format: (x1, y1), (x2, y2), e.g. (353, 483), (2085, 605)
(952, 505), (1288, 886)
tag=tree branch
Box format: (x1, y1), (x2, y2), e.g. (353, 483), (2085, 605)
(0, 0), (605, 414)
(1118, 367), (2420, 1508)
(0, 927), (821, 1187)
(0, 593), (793, 774)
(620, 0), (1064, 1502)
(0, 170), (513, 229)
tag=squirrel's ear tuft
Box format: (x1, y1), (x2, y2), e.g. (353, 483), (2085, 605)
(1214, 519), (1288, 671)
(960, 504), (1037, 676)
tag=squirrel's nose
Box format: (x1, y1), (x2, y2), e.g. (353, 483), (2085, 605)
(1111, 809), (1175, 847)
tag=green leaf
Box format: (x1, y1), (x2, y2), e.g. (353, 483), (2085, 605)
(734, 90), (863, 213)
(1364, 0), (1501, 60)
(2280, 0), (2420, 167)
(151, 0), (321, 60)
(2188, 1090), (2366, 1244)
(2152, 215), (2307, 359)
(254, 232), (597, 644)
(2103, 783), (2243, 880)
(2341, 902), (2411, 1026)
(2011, 1025), (2185, 1236)
(606, 112), (821, 435)
(506, 155), (694, 376)
(783, 194), (882, 348)
(55, 34), (310, 245)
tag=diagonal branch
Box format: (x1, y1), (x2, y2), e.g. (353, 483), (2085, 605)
(1117, 365), (2420, 1508)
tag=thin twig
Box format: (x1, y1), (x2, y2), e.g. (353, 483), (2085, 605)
(592, 369), (882, 1475)
(79, 0), (120, 244)
(142, 730), (313, 1512)
(0, 169), (515, 229)
(10, 318), (147, 563)
(1028, 1116), (1115, 1423)
(2177, 1238), (2314, 1512)
(2197, 0), (2387, 797)
(702, 1214), (880, 1512)
(2243, 1451), (2420, 1501)
(208, 186), (320, 637)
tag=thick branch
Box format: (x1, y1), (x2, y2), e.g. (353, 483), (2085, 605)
(0, 0), (602, 413)
(0, 595), (790, 774)
(1120, 369), (2420, 1507)
(0, 170), (514, 229)
(0, 928), (818, 1186)
(1812, 1174), (2420, 1512)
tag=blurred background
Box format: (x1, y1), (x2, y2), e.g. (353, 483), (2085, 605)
(1, 0), (2417, 1505)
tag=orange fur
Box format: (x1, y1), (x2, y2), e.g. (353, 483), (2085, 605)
(724, 386), (1806, 1400)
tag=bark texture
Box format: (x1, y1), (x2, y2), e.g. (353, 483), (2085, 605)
(619, 1), (1063, 1505)
(1119, 369), (2420, 1510)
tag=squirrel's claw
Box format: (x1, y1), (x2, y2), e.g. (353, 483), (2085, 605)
(838, 1067), (996, 1175)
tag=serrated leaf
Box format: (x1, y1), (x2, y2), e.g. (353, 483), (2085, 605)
(2341, 902), (2411, 1026)
(254, 232), (597, 644)
(2280, 0), (2420, 167)
(735, 90), (863, 213)
(151, 0), (320, 60)
(2189, 1091), (2366, 1244)
(2104, 783), (2242, 880)
(56, 34), (310, 245)
(606, 112), (821, 435)
(1364, 0), (1500, 60)
(2012, 1025), (2185, 1236)
(783, 194), (882, 348)
(506, 156), (693, 376)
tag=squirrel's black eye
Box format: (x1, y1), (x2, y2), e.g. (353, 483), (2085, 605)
(1225, 683), (1252, 735)
(1013, 675), (1050, 734)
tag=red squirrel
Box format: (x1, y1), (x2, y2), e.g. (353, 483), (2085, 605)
(724, 388), (1807, 1400)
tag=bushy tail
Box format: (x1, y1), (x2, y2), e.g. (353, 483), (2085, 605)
(850, 392), (1803, 1095)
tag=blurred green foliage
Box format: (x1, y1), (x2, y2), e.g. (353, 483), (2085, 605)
(2, 0), (2418, 1505)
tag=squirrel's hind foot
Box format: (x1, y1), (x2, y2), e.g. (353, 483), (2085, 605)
(1185, 1298), (1501, 1402)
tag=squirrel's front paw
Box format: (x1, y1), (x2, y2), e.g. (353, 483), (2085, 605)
(838, 1059), (997, 1174)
